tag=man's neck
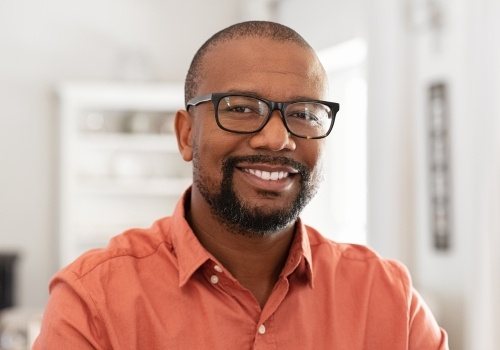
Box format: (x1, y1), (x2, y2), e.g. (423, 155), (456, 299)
(187, 189), (296, 308)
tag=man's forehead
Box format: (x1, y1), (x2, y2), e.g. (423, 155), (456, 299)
(203, 36), (317, 69)
(197, 36), (327, 98)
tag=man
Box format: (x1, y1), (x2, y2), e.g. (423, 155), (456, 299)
(34, 21), (448, 349)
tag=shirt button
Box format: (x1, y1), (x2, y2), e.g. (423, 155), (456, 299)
(258, 324), (266, 335)
(210, 275), (219, 284)
(214, 265), (223, 273)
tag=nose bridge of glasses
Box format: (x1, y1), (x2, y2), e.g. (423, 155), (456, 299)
(252, 106), (295, 151)
(262, 104), (290, 135)
(268, 101), (284, 113)
(266, 101), (287, 123)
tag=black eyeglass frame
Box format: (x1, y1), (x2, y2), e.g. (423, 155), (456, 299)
(186, 92), (340, 139)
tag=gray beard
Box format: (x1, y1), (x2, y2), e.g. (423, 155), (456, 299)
(193, 153), (319, 237)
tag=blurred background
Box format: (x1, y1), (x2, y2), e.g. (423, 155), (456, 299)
(0, 0), (499, 349)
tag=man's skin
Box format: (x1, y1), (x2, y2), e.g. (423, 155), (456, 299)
(175, 37), (328, 308)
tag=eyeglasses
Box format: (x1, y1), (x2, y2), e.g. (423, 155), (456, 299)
(186, 93), (340, 139)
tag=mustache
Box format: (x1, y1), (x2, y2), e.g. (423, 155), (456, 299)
(222, 155), (310, 178)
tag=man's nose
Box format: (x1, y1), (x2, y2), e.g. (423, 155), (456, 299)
(248, 110), (296, 152)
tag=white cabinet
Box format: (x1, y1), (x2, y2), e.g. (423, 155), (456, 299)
(57, 82), (190, 266)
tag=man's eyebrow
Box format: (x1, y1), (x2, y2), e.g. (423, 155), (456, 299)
(223, 89), (318, 101)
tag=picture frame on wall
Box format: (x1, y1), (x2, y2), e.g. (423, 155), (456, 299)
(428, 82), (452, 251)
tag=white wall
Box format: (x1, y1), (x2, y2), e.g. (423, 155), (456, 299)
(462, 1), (500, 348)
(412, 0), (500, 348)
(366, 0), (415, 269)
(411, 1), (469, 347)
(369, 0), (500, 349)
(0, 0), (239, 308)
(277, 0), (367, 49)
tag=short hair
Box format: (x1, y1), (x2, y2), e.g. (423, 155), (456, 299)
(184, 21), (314, 105)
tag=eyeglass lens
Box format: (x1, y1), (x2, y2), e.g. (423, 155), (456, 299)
(217, 95), (332, 138)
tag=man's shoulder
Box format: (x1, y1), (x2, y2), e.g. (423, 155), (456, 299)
(55, 216), (175, 284)
(305, 224), (378, 260)
(305, 225), (411, 287)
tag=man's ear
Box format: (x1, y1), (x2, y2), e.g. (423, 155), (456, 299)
(174, 109), (193, 162)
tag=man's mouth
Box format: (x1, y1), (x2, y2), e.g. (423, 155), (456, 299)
(221, 155), (307, 194)
(242, 168), (290, 181)
(233, 162), (300, 193)
(223, 155), (307, 192)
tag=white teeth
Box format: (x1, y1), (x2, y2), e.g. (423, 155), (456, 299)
(245, 168), (289, 181)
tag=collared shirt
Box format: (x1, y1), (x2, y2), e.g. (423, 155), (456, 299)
(34, 192), (448, 349)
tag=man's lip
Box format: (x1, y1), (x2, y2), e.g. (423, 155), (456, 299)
(236, 163), (299, 174)
(236, 167), (295, 192)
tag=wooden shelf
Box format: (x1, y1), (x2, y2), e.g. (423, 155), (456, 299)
(58, 82), (187, 267)
(77, 177), (191, 196)
(78, 133), (179, 152)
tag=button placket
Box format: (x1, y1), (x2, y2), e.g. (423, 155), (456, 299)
(209, 263), (224, 285)
(209, 274), (219, 284)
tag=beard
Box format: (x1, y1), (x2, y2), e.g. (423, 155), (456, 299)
(193, 151), (321, 237)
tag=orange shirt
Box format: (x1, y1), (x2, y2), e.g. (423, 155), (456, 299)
(34, 193), (448, 349)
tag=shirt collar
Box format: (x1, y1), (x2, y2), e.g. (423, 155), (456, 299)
(169, 188), (315, 288)
(170, 189), (213, 287)
(282, 218), (314, 288)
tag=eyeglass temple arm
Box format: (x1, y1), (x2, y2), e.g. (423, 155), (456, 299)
(186, 94), (213, 109)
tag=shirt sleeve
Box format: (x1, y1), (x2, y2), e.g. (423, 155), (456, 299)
(408, 286), (449, 350)
(385, 259), (449, 349)
(32, 273), (109, 350)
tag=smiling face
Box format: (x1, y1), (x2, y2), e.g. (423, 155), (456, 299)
(177, 37), (328, 236)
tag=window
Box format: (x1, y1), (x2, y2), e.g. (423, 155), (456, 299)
(301, 38), (368, 244)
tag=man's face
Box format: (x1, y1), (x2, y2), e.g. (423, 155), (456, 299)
(186, 37), (327, 236)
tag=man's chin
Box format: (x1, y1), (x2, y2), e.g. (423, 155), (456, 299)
(201, 188), (301, 236)
(227, 214), (296, 236)
(241, 201), (293, 217)
(226, 200), (299, 234)
(234, 184), (299, 205)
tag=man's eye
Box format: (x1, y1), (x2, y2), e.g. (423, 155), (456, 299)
(289, 111), (318, 121)
(228, 106), (254, 113)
